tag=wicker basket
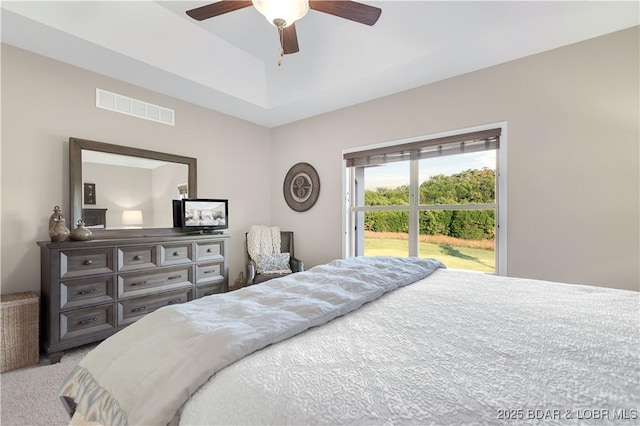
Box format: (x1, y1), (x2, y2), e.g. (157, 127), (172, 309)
(1, 292), (39, 372)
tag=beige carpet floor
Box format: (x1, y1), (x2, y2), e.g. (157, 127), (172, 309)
(1, 344), (95, 426)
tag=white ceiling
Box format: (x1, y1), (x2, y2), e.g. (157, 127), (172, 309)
(1, 1), (638, 128)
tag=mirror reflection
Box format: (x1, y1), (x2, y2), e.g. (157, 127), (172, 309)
(81, 151), (189, 229)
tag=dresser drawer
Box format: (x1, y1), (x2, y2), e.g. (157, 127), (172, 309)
(160, 243), (193, 266)
(118, 266), (193, 299)
(60, 304), (115, 341)
(118, 245), (158, 272)
(195, 240), (224, 262)
(60, 276), (115, 310)
(195, 282), (224, 299)
(60, 248), (114, 279)
(117, 288), (192, 326)
(195, 262), (224, 285)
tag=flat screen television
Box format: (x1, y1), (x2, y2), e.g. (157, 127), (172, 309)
(177, 198), (228, 234)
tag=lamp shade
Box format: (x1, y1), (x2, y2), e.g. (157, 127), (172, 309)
(252, 0), (309, 27)
(122, 210), (143, 228)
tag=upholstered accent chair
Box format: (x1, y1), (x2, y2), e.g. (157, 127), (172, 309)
(245, 231), (304, 285)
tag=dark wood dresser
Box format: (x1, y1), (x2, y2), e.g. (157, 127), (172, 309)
(37, 234), (229, 362)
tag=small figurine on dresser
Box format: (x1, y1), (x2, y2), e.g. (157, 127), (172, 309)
(48, 206), (70, 242)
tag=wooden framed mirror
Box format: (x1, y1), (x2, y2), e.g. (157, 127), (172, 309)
(69, 137), (197, 238)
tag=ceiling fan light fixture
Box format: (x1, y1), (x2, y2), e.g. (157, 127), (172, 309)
(252, 0), (309, 28)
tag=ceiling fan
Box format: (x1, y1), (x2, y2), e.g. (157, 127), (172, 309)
(186, 0), (382, 63)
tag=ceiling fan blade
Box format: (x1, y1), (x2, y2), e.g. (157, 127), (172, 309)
(186, 1), (253, 21)
(280, 23), (300, 55)
(309, 1), (381, 26)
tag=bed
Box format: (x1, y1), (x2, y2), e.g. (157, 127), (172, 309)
(60, 256), (639, 425)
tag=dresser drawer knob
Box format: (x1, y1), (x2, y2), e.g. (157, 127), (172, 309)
(204, 270), (215, 274)
(131, 306), (147, 313)
(77, 317), (97, 325)
(84, 259), (93, 265)
(207, 248), (213, 253)
(167, 298), (182, 305)
(134, 255), (142, 261)
(77, 288), (97, 295)
(168, 275), (181, 280)
(173, 251), (180, 257)
(131, 280), (147, 287)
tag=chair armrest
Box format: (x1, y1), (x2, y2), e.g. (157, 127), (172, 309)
(290, 257), (304, 273)
(247, 261), (256, 284)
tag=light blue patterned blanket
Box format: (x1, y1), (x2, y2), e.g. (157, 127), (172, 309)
(59, 256), (445, 425)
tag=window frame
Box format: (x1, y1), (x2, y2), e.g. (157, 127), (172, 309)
(342, 122), (508, 275)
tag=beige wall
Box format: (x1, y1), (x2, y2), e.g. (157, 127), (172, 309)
(0, 44), (272, 294)
(1, 27), (638, 295)
(270, 27), (639, 291)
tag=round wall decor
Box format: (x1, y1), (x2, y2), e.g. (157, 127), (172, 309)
(283, 162), (320, 212)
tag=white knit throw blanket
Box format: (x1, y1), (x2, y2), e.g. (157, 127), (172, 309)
(247, 225), (281, 261)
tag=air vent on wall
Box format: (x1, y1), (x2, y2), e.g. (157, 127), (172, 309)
(95, 89), (174, 126)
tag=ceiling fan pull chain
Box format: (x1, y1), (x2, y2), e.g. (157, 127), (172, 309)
(277, 25), (285, 67)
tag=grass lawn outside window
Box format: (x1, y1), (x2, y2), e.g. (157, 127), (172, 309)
(364, 231), (495, 273)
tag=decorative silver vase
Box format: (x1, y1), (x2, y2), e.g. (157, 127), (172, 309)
(70, 220), (92, 241)
(49, 215), (70, 242)
(48, 206), (64, 231)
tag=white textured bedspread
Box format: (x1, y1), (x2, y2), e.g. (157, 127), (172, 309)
(181, 269), (640, 426)
(59, 256), (445, 425)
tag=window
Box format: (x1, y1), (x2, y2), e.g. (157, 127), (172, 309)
(344, 125), (506, 274)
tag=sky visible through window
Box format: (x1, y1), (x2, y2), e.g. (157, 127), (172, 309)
(364, 151), (496, 190)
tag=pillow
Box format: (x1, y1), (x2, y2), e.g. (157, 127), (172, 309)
(255, 252), (292, 274)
